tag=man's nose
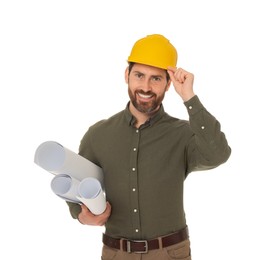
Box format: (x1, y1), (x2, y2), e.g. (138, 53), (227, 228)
(140, 78), (152, 92)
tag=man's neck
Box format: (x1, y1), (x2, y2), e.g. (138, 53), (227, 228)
(129, 102), (159, 128)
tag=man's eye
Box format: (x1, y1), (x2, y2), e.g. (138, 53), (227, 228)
(136, 73), (143, 78)
(152, 77), (161, 81)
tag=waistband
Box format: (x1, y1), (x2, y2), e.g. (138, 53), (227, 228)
(102, 227), (189, 254)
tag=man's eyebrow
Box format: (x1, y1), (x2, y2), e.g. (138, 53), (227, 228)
(151, 74), (164, 78)
(132, 70), (164, 78)
(132, 70), (144, 74)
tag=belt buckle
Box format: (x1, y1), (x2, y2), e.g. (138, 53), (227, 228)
(127, 240), (148, 254)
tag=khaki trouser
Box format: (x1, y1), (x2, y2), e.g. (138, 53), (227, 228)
(101, 239), (191, 260)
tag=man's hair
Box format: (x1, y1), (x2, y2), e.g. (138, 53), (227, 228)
(128, 62), (170, 82)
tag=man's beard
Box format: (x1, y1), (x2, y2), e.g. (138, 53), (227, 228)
(128, 88), (165, 114)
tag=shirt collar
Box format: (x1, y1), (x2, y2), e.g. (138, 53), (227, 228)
(124, 102), (165, 127)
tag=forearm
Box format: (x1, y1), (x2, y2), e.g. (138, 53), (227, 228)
(185, 95), (231, 171)
(66, 201), (82, 219)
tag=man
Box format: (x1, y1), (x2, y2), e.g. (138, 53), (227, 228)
(67, 34), (231, 259)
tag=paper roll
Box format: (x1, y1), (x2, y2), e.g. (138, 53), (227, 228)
(34, 141), (104, 188)
(77, 177), (106, 215)
(50, 174), (80, 203)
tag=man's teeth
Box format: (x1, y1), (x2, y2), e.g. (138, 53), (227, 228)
(138, 93), (153, 99)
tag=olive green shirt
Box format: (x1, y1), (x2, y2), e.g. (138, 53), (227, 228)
(67, 95), (231, 240)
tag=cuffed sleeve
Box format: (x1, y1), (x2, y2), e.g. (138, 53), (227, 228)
(66, 201), (81, 219)
(184, 95), (231, 173)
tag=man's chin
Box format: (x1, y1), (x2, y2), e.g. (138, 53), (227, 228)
(136, 104), (158, 114)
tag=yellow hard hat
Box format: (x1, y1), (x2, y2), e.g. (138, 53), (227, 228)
(127, 34), (178, 69)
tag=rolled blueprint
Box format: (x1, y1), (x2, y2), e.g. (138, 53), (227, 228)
(50, 174), (80, 203)
(34, 141), (104, 188)
(77, 177), (106, 215)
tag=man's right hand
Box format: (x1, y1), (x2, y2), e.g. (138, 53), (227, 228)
(78, 202), (112, 226)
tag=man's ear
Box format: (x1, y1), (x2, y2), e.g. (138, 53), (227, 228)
(124, 67), (129, 83)
(166, 79), (172, 91)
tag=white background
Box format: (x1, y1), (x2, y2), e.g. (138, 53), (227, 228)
(1, 0), (275, 259)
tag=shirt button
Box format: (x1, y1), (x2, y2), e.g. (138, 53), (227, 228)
(136, 130), (139, 133)
(135, 229), (139, 233)
(132, 188), (136, 192)
(132, 168), (136, 171)
(133, 148), (137, 151)
(201, 126), (205, 129)
(189, 105), (193, 110)
(133, 209), (138, 213)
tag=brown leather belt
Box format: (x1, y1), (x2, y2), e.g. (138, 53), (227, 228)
(102, 227), (189, 254)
